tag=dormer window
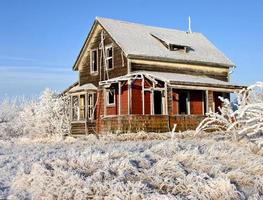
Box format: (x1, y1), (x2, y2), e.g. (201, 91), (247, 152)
(169, 44), (189, 52)
(150, 33), (191, 53)
(105, 44), (113, 70)
(90, 49), (98, 74)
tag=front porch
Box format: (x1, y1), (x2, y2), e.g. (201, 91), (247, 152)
(67, 71), (243, 135)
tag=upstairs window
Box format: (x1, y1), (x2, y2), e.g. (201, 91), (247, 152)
(90, 49), (98, 74)
(107, 89), (115, 106)
(106, 45), (113, 70)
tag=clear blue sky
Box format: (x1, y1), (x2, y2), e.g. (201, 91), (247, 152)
(0, 0), (262, 97)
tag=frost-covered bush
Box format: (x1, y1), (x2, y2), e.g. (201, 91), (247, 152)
(196, 82), (263, 148)
(0, 98), (23, 139)
(21, 89), (71, 137)
(0, 89), (70, 139)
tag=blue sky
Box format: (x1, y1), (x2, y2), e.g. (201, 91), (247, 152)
(0, 0), (262, 97)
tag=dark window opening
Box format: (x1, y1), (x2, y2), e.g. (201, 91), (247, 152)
(107, 89), (115, 106)
(178, 91), (188, 114)
(106, 46), (113, 69)
(169, 44), (188, 52)
(154, 91), (162, 114)
(91, 50), (98, 73)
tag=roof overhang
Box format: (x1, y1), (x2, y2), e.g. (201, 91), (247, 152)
(99, 71), (245, 92)
(127, 54), (235, 68)
(68, 83), (97, 94)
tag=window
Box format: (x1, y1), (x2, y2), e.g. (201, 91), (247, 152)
(79, 94), (86, 120)
(90, 49), (98, 74)
(71, 93), (96, 121)
(169, 44), (188, 52)
(72, 96), (79, 121)
(87, 93), (95, 119)
(107, 89), (115, 106)
(105, 45), (113, 70)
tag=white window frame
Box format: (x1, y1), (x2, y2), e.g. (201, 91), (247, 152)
(106, 89), (115, 106)
(90, 48), (98, 74)
(71, 95), (79, 121)
(105, 44), (114, 70)
(87, 92), (96, 120)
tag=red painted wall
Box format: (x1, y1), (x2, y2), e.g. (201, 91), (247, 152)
(121, 83), (129, 115)
(132, 80), (142, 114)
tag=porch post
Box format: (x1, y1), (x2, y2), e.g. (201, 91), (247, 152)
(103, 87), (107, 117)
(128, 79), (131, 115)
(118, 81), (121, 115)
(165, 82), (168, 115)
(142, 76), (145, 115)
(151, 82), (155, 115)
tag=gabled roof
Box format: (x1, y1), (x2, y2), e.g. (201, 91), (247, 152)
(96, 17), (235, 68)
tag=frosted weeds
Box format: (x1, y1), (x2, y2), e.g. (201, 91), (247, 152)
(196, 82), (263, 149)
(0, 133), (262, 199)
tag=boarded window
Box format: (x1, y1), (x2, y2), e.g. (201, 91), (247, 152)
(106, 45), (113, 70)
(190, 90), (204, 115)
(90, 49), (98, 73)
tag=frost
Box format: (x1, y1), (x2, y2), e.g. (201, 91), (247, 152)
(196, 82), (263, 149)
(0, 89), (70, 140)
(0, 85), (263, 199)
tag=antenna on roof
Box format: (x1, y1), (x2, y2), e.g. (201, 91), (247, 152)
(188, 16), (192, 33)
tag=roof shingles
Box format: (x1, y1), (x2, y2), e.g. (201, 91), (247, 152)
(96, 17), (235, 67)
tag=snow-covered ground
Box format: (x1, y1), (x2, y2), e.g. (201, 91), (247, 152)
(1, 132), (262, 200)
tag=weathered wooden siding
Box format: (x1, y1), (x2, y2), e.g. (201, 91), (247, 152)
(131, 61), (229, 81)
(79, 25), (127, 86)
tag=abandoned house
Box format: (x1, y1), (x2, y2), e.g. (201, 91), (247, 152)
(64, 17), (243, 135)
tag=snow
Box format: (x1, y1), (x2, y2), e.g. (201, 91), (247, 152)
(196, 82), (263, 149)
(0, 85), (263, 199)
(0, 132), (262, 199)
(96, 17), (234, 67)
(102, 70), (240, 89)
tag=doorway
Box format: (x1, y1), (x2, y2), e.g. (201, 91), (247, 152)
(154, 90), (162, 114)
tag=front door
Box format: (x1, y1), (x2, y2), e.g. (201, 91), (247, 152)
(154, 90), (162, 114)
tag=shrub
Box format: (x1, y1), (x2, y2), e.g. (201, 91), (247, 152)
(196, 82), (263, 148)
(0, 89), (70, 139)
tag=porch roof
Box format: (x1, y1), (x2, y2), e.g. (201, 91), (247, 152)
(100, 70), (244, 91)
(68, 83), (97, 93)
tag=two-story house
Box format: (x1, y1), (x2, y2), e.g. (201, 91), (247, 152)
(64, 17), (243, 135)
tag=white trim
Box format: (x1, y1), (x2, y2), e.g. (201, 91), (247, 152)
(187, 91), (190, 115)
(118, 82), (121, 115)
(142, 77), (145, 115)
(105, 44), (114, 70)
(128, 79), (131, 115)
(90, 48), (99, 74)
